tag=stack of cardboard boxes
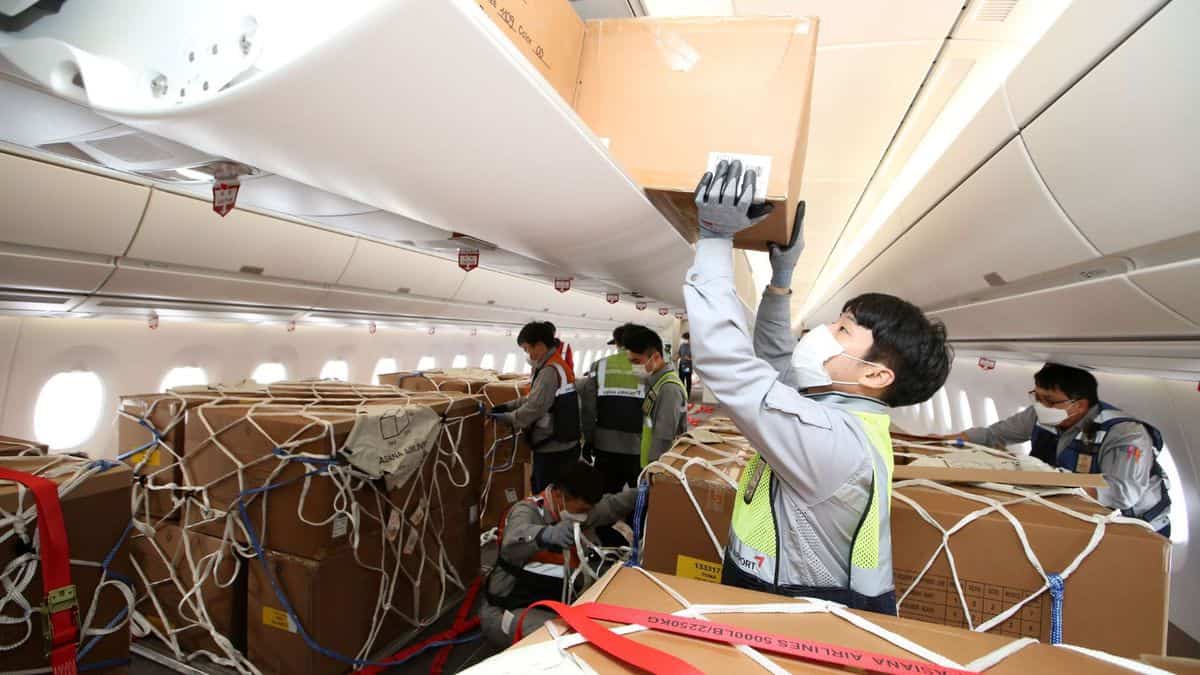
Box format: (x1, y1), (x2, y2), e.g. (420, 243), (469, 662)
(636, 425), (1171, 660)
(121, 381), (488, 674)
(0, 456), (134, 673)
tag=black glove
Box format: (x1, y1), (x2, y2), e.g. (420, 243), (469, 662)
(491, 402), (513, 414)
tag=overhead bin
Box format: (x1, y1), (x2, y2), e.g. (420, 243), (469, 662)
(1128, 260), (1200, 326)
(0, 150), (147, 255)
(310, 287), (452, 321)
(1003, 0), (1168, 127)
(1020, 0), (1199, 254)
(0, 78), (116, 147)
(0, 243), (114, 294)
(127, 189), (356, 284)
(928, 277), (1198, 341)
(311, 211), (453, 246)
(846, 138), (1098, 309)
(48, 0), (697, 303)
(335, 239), (465, 299)
(101, 259), (326, 309)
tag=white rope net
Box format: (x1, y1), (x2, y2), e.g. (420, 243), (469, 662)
(117, 388), (485, 673)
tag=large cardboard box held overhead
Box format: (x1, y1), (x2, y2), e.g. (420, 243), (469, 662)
(891, 481), (1170, 659)
(487, 566), (1148, 674)
(480, 0), (817, 250)
(0, 457), (133, 673)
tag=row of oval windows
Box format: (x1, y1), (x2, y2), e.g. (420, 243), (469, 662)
(32, 349), (623, 452)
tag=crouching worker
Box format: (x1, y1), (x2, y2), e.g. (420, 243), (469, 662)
(479, 461), (637, 646)
(686, 161), (953, 614)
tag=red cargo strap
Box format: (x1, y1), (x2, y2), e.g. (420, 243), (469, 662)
(520, 600), (980, 675)
(354, 578), (483, 675)
(0, 467), (79, 675)
(515, 600), (704, 675)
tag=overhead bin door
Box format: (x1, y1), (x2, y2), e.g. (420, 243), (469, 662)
(102, 260), (326, 309)
(1129, 260), (1200, 326)
(0, 244), (113, 294)
(336, 240), (465, 299)
(1021, 0), (1199, 254)
(127, 190), (356, 284)
(0, 151), (147, 255)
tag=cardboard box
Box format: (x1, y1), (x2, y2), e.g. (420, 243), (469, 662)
(263, 381), (403, 400)
(246, 538), (409, 675)
(639, 428), (750, 581)
(0, 457), (132, 673)
(119, 392), (253, 521)
(130, 522), (246, 656)
(389, 370), (497, 394)
(0, 434), (46, 456)
(504, 566), (1141, 674)
(483, 0), (818, 250)
(479, 381), (533, 531)
(184, 393), (481, 560)
(891, 482), (1170, 659)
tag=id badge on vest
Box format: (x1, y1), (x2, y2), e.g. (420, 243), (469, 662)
(1075, 451), (1095, 474)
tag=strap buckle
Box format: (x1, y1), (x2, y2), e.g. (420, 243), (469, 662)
(41, 584), (80, 650)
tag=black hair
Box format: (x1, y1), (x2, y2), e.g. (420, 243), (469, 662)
(622, 325), (664, 357)
(1034, 363), (1098, 406)
(842, 293), (952, 407)
(517, 321), (556, 349)
(545, 321), (557, 335)
(682, 332), (690, 340)
(610, 323), (635, 349)
(557, 461), (605, 505)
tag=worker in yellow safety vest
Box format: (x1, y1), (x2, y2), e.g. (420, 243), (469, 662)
(622, 326), (688, 468)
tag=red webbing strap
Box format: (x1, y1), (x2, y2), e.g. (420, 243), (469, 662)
(0, 467), (79, 675)
(560, 602), (981, 675)
(353, 578), (484, 675)
(430, 577), (483, 675)
(514, 600), (704, 675)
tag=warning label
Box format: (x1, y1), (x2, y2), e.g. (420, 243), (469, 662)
(128, 449), (162, 467)
(262, 607), (297, 633)
(675, 554), (723, 584)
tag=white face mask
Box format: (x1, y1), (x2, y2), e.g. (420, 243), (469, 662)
(789, 324), (879, 389)
(631, 363), (649, 379)
(1034, 401), (1071, 426)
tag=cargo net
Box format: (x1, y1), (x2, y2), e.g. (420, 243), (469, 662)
(0, 456), (136, 669)
(479, 382), (527, 548)
(497, 565), (1167, 675)
(123, 392), (481, 673)
(630, 426), (753, 565)
(890, 438), (1159, 644)
(0, 437), (46, 457)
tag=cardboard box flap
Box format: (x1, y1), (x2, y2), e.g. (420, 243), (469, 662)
(651, 432), (751, 485)
(0, 456), (132, 505)
(0, 434), (46, 457)
(894, 466), (1107, 489)
(507, 567), (1143, 673)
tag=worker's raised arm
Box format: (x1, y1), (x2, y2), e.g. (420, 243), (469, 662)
(752, 204), (806, 380)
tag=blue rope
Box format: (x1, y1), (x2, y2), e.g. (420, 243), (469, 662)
(625, 480), (650, 567)
(77, 519), (136, 662)
(1048, 573), (1065, 645)
(116, 419), (164, 462)
(235, 480), (476, 668)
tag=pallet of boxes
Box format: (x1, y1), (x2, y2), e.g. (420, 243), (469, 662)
(627, 422), (1172, 668)
(0, 438), (136, 673)
(120, 380), (487, 674)
(386, 369), (533, 534)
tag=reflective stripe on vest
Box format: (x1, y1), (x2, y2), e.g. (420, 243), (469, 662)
(640, 369), (686, 467)
(596, 353), (645, 436)
(727, 410), (895, 598)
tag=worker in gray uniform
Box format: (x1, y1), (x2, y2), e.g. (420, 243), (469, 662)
(577, 323), (645, 493)
(622, 325), (688, 468)
(943, 362), (1171, 536)
(685, 160), (953, 613)
(479, 461), (638, 646)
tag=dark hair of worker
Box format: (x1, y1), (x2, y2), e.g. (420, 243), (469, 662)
(841, 293), (952, 407)
(516, 321), (556, 349)
(556, 461), (605, 505)
(1034, 363), (1099, 406)
(622, 326), (664, 357)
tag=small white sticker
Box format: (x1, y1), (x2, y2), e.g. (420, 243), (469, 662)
(403, 529), (419, 555)
(409, 503), (426, 528)
(385, 509), (401, 542)
(331, 513), (348, 539)
(469, 505), (479, 524)
(706, 152), (772, 204)
(504, 488), (518, 504)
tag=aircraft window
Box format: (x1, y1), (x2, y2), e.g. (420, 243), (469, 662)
(35, 371), (104, 450)
(957, 390), (974, 429)
(480, 354), (496, 370)
(501, 353), (517, 374)
(451, 354), (468, 369)
(251, 362), (288, 384)
(1158, 446), (1189, 545)
(416, 356), (437, 371)
(320, 360), (349, 381)
(372, 358), (398, 385)
(983, 398), (1000, 426)
(160, 366), (208, 392)
(935, 388), (952, 433)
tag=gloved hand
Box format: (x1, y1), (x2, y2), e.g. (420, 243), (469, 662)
(537, 520), (576, 549)
(490, 402), (513, 414)
(694, 160), (775, 239)
(767, 201), (807, 290)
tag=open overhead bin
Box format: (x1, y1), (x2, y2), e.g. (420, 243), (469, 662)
(0, 1), (822, 306)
